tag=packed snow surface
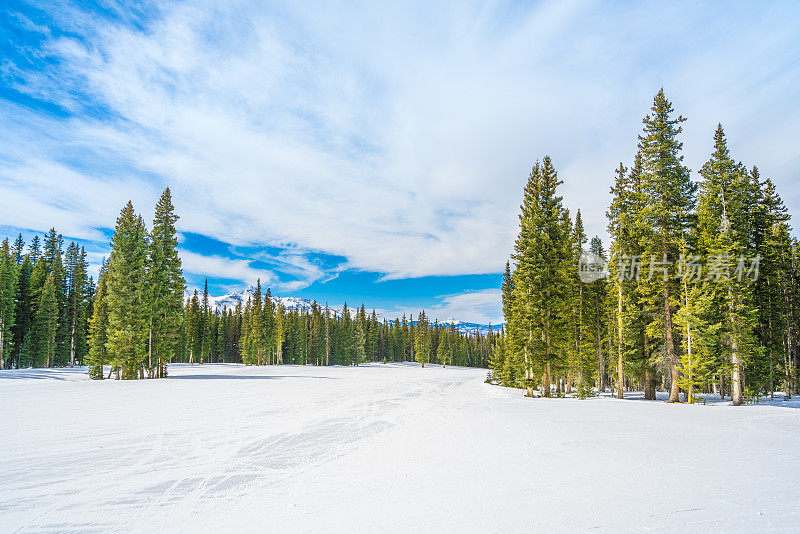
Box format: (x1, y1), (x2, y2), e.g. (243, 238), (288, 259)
(2, 363), (799, 532)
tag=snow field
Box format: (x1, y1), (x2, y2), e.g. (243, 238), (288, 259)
(1, 363), (798, 532)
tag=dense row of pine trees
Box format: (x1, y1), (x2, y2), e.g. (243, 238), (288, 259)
(0, 189), (186, 378)
(0, 190), (496, 376)
(175, 283), (495, 369)
(490, 90), (799, 405)
(0, 230), (92, 369)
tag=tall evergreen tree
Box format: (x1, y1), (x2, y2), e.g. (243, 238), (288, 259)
(106, 202), (149, 379)
(695, 126), (760, 404)
(34, 273), (58, 368)
(11, 234), (25, 264)
(512, 157), (572, 397)
(637, 89), (696, 402)
(65, 243), (89, 367)
(147, 188), (185, 377)
(0, 239), (17, 369)
(86, 264), (110, 379)
(414, 310), (430, 368)
(12, 255), (33, 368)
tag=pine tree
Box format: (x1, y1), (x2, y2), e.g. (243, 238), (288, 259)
(86, 264), (110, 379)
(496, 261), (522, 386)
(65, 243), (88, 367)
(438, 328), (450, 368)
(185, 292), (200, 363)
(586, 237), (608, 391)
(354, 318), (366, 365)
(512, 157), (572, 397)
(275, 304), (285, 364)
(0, 239), (17, 369)
(147, 188), (185, 378)
(41, 229), (70, 366)
(695, 125), (761, 404)
(28, 235), (41, 264)
(11, 234), (24, 264)
(414, 310), (430, 368)
(324, 305), (331, 366)
(12, 255), (33, 369)
(34, 273), (58, 368)
(250, 281), (264, 364)
(201, 279), (212, 364)
(637, 89), (696, 402)
(568, 210), (593, 391)
(607, 162), (633, 398)
(106, 202), (149, 379)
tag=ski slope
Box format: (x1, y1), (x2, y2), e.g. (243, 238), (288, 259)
(1, 363), (799, 532)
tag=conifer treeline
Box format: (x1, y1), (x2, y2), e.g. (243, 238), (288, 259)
(0, 229), (92, 370)
(0, 189), (186, 378)
(175, 286), (495, 369)
(491, 90), (799, 404)
(0, 189), (496, 375)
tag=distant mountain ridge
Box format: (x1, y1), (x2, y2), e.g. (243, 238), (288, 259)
(208, 284), (324, 314)
(201, 285), (503, 335)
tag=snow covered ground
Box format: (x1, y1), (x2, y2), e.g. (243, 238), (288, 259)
(1, 363), (799, 533)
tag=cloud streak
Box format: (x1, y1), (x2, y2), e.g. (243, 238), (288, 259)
(377, 288), (503, 325)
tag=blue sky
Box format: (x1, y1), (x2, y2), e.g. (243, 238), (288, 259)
(1, 0), (799, 324)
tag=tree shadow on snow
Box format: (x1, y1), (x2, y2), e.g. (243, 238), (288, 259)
(0, 370), (72, 380)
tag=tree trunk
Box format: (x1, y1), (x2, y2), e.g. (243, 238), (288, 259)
(70, 324), (76, 367)
(597, 320), (604, 392)
(544, 362), (552, 398)
(544, 313), (552, 398)
(785, 329), (793, 399)
(729, 288), (744, 406)
(617, 284), (624, 399)
(643, 367), (654, 400)
(731, 337), (743, 405)
(664, 282), (680, 403)
(525, 328), (534, 398)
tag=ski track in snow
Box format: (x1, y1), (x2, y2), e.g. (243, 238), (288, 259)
(1, 363), (799, 533)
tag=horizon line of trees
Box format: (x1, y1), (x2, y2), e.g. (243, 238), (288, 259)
(490, 89), (798, 405)
(177, 280), (495, 369)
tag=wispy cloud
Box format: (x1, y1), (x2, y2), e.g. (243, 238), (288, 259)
(377, 288), (503, 325)
(180, 250), (277, 287)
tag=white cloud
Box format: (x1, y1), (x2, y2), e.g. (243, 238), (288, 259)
(1, 0), (799, 286)
(179, 250), (277, 286)
(378, 288), (503, 325)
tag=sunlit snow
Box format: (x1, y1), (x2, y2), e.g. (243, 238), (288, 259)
(1, 363), (798, 532)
